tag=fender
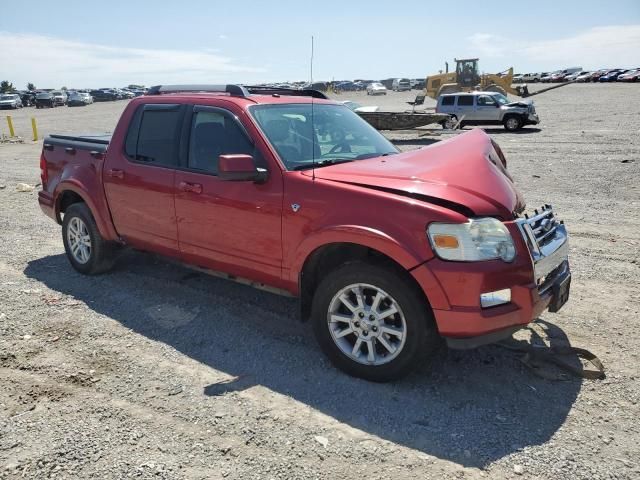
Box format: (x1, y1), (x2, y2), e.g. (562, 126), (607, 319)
(54, 180), (119, 241)
(289, 225), (450, 310)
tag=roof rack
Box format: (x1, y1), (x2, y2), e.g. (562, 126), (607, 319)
(244, 86), (329, 99)
(145, 84), (328, 99)
(146, 84), (249, 96)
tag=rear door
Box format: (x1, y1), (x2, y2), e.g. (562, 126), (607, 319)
(173, 104), (284, 285)
(103, 103), (185, 256)
(455, 94), (475, 121)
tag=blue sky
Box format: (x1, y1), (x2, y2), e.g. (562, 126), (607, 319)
(1, 0), (639, 88)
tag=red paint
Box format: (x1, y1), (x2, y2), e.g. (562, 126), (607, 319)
(38, 92), (562, 341)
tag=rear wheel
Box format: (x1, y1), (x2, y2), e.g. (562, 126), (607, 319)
(62, 203), (115, 275)
(311, 262), (439, 382)
(503, 115), (523, 131)
(441, 115), (458, 129)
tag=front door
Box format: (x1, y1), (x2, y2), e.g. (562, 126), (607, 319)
(103, 103), (186, 256)
(474, 94), (502, 123)
(174, 105), (283, 286)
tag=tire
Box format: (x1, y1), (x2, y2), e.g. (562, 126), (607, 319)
(503, 115), (523, 131)
(311, 261), (439, 382)
(62, 203), (115, 275)
(440, 115), (457, 129)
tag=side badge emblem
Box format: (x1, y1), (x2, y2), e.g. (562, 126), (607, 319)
(291, 203), (300, 213)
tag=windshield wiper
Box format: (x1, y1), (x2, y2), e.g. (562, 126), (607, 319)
(292, 158), (355, 170)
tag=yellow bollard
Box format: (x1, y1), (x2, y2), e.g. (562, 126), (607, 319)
(31, 117), (38, 141)
(6, 116), (15, 137)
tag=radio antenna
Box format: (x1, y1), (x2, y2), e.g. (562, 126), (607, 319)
(311, 35), (316, 180)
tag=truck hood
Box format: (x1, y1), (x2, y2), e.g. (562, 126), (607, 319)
(307, 129), (524, 219)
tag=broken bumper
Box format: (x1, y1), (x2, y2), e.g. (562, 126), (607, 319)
(411, 209), (570, 349)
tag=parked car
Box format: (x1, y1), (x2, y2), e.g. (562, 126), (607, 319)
(20, 91), (37, 107)
(618, 69), (640, 82)
(68, 92), (94, 106)
(366, 82), (387, 95)
(35, 92), (56, 108)
(391, 78), (411, 92)
(540, 72), (557, 83)
(550, 72), (568, 82)
(599, 69), (628, 82)
(436, 91), (539, 131)
(589, 69), (609, 82)
(564, 71), (583, 81)
(575, 71), (594, 82)
(37, 84), (570, 381)
(512, 74), (525, 83)
(0, 93), (23, 109)
(51, 90), (67, 106)
(522, 73), (544, 83)
(90, 89), (117, 101)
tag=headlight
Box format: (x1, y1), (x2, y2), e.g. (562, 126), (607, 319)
(427, 218), (516, 262)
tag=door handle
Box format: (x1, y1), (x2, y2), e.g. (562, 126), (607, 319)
(179, 181), (203, 194)
(43, 143), (53, 151)
(107, 169), (124, 179)
(64, 147), (76, 155)
(90, 150), (104, 160)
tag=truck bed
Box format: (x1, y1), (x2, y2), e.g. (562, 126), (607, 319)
(46, 133), (112, 153)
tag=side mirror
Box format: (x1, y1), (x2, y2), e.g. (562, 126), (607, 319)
(218, 154), (268, 184)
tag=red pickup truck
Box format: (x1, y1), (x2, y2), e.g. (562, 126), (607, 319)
(38, 84), (571, 381)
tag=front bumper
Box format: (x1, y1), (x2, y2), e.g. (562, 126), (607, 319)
(411, 207), (569, 348)
(526, 113), (540, 125)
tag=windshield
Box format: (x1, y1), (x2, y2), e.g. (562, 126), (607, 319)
(492, 94), (509, 105)
(250, 103), (398, 170)
(0, 95), (14, 100)
(36, 93), (51, 99)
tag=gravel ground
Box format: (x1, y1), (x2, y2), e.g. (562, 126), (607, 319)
(0, 83), (639, 479)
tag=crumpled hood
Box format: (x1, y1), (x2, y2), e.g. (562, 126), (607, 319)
(506, 100), (532, 108)
(308, 129), (524, 218)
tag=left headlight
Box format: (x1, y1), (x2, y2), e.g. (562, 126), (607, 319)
(427, 218), (516, 262)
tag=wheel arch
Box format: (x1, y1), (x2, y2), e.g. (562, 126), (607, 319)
(54, 181), (118, 241)
(297, 239), (433, 323)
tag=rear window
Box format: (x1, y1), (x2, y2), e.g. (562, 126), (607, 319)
(125, 105), (184, 167)
(457, 95), (474, 106)
(441, 96), (454, 106)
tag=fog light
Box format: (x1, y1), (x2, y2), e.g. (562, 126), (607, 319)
(480, 289), (511, 308)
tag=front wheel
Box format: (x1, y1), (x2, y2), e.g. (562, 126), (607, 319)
(503, 115), (523, 131)
(62, 203), (115, 275)
(311, 262), (439, 382)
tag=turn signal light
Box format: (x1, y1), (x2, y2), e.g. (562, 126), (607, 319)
(432, 234), (459, 249)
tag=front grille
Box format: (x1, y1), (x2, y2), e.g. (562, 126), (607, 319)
(516, 205), (569, 288)
(520, 205), (560, 249)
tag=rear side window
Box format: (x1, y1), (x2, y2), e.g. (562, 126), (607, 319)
(441, 96), (455, 106)
(188, 109), (253, 175)
(125, 105), (183, 167)
(457, 95), (474, 106)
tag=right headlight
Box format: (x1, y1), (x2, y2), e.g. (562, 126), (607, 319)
(427, 218), (516, 262)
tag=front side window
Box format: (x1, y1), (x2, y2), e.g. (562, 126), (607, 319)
(477, 95), (497, 106)
(188, 110), (253, 174)
(249, 103), (398, 171)
(125, 105), (183, 167)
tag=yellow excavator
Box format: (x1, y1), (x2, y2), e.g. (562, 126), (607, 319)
(424, 58), (571, 99)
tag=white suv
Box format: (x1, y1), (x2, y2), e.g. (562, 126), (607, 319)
(436, 91), (540, 131)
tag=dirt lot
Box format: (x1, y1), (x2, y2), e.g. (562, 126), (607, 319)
(1, 84), (639, 479)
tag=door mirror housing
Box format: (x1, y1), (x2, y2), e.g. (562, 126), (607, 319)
(218, 154), (268, 184)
